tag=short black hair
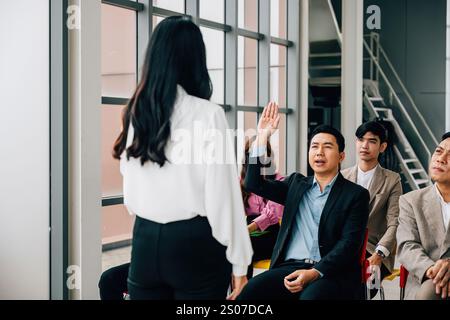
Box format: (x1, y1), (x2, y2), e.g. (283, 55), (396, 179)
(355, 120), (387, 143)
(310, 125), (345, 153)
(442, 132), (450, 141)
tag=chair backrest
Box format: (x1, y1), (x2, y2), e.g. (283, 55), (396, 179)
(400, 265), (409, 289)
(359, 228), (370, 283)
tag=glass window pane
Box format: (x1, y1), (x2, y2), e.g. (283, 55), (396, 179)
(152, 15), (164, 31)
(102, 205), (135, 246)
(270, 114), (286, 175)
(237, 111), (258, 171)
(238, 0), (258, 32)
(271, 0), (287, 38)
(101, 4), (136, 98)
(201, 27), (225, 105)
(200, 0), (224, 23)
(102, 105), (124, 197)
(270, 44), (287, 108)
(238, 36), (258, 106)
(153, 0), (185, 13)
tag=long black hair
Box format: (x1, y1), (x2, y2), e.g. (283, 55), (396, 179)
(113, 16), (212, 166)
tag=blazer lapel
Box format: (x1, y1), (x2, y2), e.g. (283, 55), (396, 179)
(283, 176), (313, 231)
(347, 166), (358, 183)
(368, 166), (385, 204)
(319, 174), (345, 235)
(423, 187), (446, 249)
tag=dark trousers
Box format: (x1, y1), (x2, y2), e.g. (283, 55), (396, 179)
(128, 215), (231, 300)
(99, 263), (130, 300)
(238, 260), (353, 300)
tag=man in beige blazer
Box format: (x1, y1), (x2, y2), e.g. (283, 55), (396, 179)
(397, 132), (450, 300)
(342, 121), (402, 296)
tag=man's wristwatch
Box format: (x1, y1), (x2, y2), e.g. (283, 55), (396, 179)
(376, 250), (386, 259)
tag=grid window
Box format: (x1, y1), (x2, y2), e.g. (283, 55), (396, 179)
(200, 0), (225, 23)
(271, 0), (287, 39)
(238, 36), (258, 106)
(102, 205), (135, 246)
(201, 27), (225, 105)
(270, 44), (287, 108)
(99, 0), (297, 250)
(101, 104), (124, 198)
(101, 4), (136, 98)
(238, 0), (259, 32)
(270, 44), (287, 175)
(153, 0), (185, 13)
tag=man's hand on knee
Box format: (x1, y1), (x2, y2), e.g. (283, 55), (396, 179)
(283, 269), (320, 294)
(425, 259), (450, 299)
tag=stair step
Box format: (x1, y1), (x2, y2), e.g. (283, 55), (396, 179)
(408, 169), (425, 174)
(309, 77), (341, 86)
(310, 65), (342, 70)
(310, 40), (341, 54)
(374, 108), (391, 113)
(404, 159), (419, 164)
(310, 52), (341, 58)
(415, 179), (430, 185)
(369, 97), (384, 102)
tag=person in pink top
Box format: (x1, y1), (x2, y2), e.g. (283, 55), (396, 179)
(240, 136), (285, 278)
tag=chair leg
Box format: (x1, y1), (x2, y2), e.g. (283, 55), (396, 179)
(365, 285), (371, 300)
(400, 288), (405, 300)
(380, 286), (385, 300)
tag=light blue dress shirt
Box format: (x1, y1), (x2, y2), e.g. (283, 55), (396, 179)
(284, 174), (339, 263)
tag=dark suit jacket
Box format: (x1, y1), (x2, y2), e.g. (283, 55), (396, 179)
(244, 158), (370, 290)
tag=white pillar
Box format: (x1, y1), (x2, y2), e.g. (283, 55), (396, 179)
(69, 0), (102, 300)
(341, 0), (364, 168)
(0, 0), (50, 299)
(297, 0), (309, 175)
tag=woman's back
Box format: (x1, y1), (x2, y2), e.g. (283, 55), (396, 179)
(121, 85), (232, 223)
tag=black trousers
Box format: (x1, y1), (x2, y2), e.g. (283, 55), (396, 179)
(99, 263), (130, 300)
(238, 260), (357, 300)
(127, 215), (231, 300)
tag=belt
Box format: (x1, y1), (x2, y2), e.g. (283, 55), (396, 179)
(299, 258), (318, 265)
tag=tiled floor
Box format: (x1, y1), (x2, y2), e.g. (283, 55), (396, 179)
(102, 247), (401, 300)
(102, 246), (131, 272)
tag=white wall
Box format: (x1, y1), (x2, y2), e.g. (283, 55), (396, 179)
(0, 0), (50, 299)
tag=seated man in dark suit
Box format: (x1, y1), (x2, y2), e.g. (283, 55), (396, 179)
(238, 102), (370, 300)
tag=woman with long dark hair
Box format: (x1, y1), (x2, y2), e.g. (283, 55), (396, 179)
(113, 16), (252, 300)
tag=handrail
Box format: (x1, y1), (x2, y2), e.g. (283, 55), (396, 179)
(327, 0), (342, 45)
(369, 33), (438, 147)
(363, 40), (432, 161)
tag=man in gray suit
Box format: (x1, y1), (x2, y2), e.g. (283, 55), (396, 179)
(397, 132), (450, 300)
(342, 121), (402, 297)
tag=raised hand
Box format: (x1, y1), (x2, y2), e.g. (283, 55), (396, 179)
(257, 102), (280, 140)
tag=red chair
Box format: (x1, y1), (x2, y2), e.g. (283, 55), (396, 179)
(359, 229), (370, 300)
(399, 265), (409, 300)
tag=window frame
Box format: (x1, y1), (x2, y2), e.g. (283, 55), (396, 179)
(100, 0), (300, 245)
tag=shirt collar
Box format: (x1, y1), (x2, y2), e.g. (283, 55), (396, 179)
(434, 183), (450, 205)
(312, 172), (339, 192)
(357, 164), (379, 177)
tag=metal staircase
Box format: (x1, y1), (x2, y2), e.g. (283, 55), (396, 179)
(363, 81), (431, 190)
(308, 0), (437, 191)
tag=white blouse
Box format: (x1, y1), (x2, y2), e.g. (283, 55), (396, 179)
(120, 86), (253, 276)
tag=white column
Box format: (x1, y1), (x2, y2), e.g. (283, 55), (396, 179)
(69, 0), (102, 300)
(296, 0), (309, 175)
(341, 0), (364, 168)
(0, 0), (50, 300)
